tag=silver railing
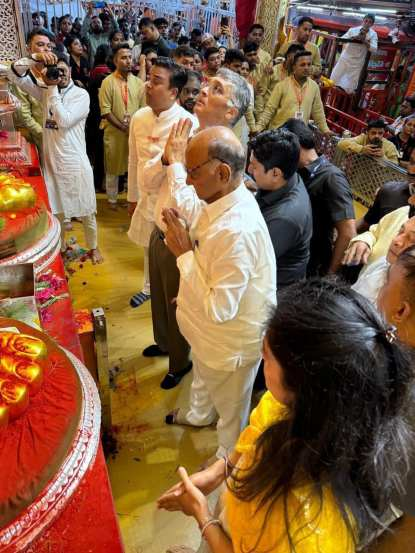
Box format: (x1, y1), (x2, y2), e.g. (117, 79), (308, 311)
(315, 132), (409, 208)
(19, 0), (235, 41)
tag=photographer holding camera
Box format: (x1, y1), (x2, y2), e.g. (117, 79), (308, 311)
(338, 119), (399, 165)
(7, 51), (103, 264)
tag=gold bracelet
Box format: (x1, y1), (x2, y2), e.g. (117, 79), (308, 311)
(200, 518), (222, 538)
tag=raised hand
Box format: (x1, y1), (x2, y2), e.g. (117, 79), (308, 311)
(163, 118), (193, 166)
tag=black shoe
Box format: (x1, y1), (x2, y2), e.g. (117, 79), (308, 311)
(160, 362), (193, 390)
(142, 344), (168, 357)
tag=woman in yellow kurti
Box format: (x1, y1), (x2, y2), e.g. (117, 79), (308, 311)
(158, 279), (414, 553)
(99, 43), (145, 206)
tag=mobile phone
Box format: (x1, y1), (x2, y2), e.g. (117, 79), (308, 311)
(91, 1), (106, 8)
(370, 137), (382, 148)
(220, 16), (229, 28)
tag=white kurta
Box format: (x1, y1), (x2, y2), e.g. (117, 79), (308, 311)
(127, 102), (197, 247)
(330, 26), (378, 94)
(167, 164), (277, 371)
(352, 256), (389, 305)
(7, 66), (96, 218)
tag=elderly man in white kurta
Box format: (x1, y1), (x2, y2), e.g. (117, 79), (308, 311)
(330, 14), (378, 94)
(127, 58), (197, 308)
(8, 52), (102, 263)
(162, 124), (277, 458)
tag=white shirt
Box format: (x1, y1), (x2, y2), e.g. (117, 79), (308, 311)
(166, 163), (277, 372)
(352, 256), (389, 304)
(127, 103), (197, 245)
(7, 62), (96, 218)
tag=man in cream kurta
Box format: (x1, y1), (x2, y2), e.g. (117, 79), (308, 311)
(256, 50), (329, 134)
(337, 130), (399, 164)
(8, 52), (102, 263)
(99, 44), (145, 207)
(162, 125), (277, 458)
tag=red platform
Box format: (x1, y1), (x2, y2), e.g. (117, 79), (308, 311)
(0, 147), (124, 552)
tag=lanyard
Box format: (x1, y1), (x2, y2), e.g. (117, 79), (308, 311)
(120, 80), (128, 110)
(291, 77), (307, 110)
(116, 74), (128, 110)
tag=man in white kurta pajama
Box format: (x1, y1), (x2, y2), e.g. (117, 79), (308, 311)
(330, 14), (378, 94)
(162, 125), (277, 458)
(8, 53), (102, 263)
(127, 58), (197, 306)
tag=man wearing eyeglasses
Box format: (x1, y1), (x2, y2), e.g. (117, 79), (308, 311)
(7, 51), (103, 264)
(160, 123), (276, 459)
(140, 68), (255, 393)
(155, 71), (276, 459)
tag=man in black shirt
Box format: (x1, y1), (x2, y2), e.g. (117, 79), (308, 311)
(283, 118), (356, 275)
(357, 149), (415, 232)
(138, 17), (170, 58)
(249, 129), (312, 287)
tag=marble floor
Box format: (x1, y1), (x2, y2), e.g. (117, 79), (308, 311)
(68, 195), (414, 553)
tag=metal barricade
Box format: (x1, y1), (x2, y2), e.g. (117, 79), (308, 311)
(315, 131), (409, 208)
(21, 0), (235, 40)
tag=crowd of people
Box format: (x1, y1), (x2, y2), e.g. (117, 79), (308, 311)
(4, 6), (415, 552)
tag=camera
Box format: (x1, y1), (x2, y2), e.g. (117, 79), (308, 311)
(45, 65), (60, 80)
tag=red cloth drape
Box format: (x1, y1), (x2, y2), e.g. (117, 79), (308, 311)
(235, 0), (258, 39)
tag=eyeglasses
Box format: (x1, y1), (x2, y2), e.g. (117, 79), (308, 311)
(186, 157), (227, 177)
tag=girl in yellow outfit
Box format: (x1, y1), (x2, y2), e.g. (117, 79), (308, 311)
(158, 279), (414, 553)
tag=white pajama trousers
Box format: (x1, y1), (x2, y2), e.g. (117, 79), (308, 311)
(182, 355), (260, 458)
(142, 246), (151, 295)
(57, 213), (98, 251)
(105, 173), (118, 204)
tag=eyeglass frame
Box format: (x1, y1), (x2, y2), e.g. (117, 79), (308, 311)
(186, 157), (229, 177)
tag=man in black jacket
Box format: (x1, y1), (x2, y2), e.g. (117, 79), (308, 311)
(249, 129), (312, 288)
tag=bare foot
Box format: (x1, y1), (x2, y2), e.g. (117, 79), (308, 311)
(90, 248), (104, 264)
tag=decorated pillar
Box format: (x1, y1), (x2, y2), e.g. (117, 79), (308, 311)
(255, 0), (289, 54)
(0, 0), (26, 62)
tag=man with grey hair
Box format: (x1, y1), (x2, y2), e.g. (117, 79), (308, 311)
(141, 67), (252, 391)
(195, 67), (251, 130)
(161, 123), (276, 458)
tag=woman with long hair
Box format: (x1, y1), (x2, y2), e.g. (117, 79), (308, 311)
(64, 36), (90, 89)
(390, 116), (415, 168)
(158, 278), (414, 553)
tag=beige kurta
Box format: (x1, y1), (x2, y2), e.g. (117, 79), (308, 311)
(256, 76), (329, 133)
(337, 134), (399, 164)
(99, 72), (145, 176)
